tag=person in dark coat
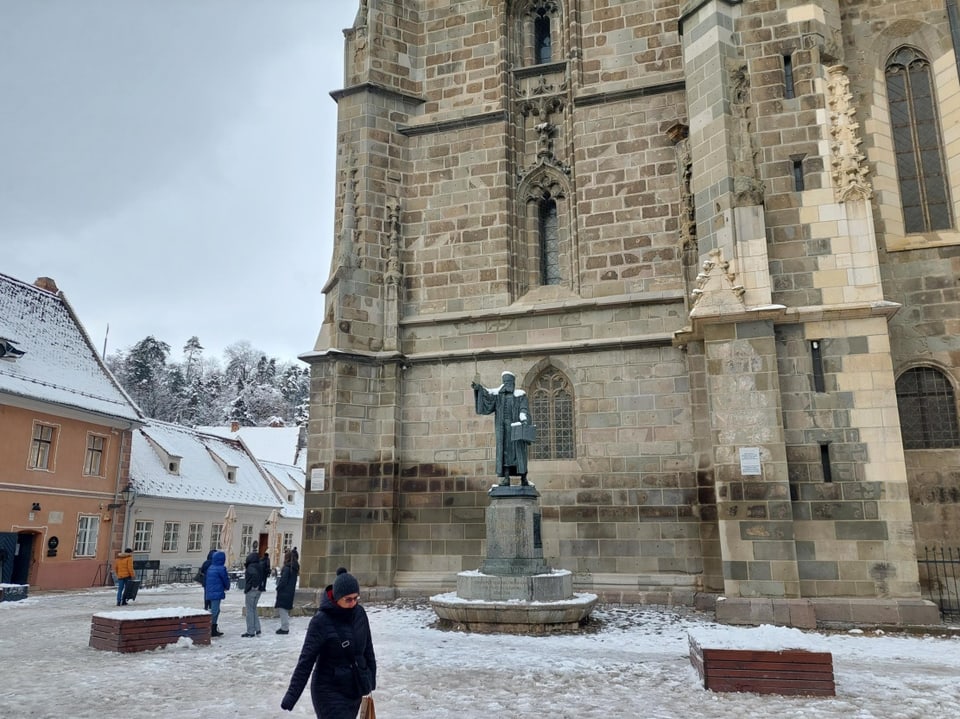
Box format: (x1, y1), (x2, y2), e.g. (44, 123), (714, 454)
(259, 551), (271, 592)
(203, 550), (230, 637)
(198, 549), (215, 609)
(242, 543), (263, 637)
(274, 549), (299, 634)
(281, 568), (376, 718)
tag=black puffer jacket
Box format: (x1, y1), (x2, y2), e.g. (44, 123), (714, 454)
(274, 560), (299, 611)
(281, 590), (377, 718)
(244, 551), (262, 593)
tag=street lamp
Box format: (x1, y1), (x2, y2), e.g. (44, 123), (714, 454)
(120, 484), (137, 505)
(108, 484), (137, 510)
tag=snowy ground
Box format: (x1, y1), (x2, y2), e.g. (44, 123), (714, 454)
(1, 582), (958, 718)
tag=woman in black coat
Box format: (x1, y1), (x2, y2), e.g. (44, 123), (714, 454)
(281, 569), (376, 718)
(274, 550), (299, 634)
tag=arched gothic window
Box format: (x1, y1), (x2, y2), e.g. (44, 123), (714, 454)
(539, 197), (561, 285)
(895, 366), (960, 449)
(534, 11), (552, 64)
(529, 368), (575, 460)
(886, 47), (953, 233)
(515, 0), (560, 68)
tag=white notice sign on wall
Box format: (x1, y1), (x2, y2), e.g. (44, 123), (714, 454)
(739, 447), (762, 476)
(310, 468), (326, 491)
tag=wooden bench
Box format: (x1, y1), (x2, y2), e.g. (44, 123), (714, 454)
(689, 635), (835, 696)
(89, 609), (211, 652)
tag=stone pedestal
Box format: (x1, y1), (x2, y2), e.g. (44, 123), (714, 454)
(431, 482), (597, 633)
(478, 485), (548, 576)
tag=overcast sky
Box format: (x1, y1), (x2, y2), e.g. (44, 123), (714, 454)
(1, 0), (360, 364)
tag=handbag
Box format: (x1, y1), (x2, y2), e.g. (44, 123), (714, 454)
(358, 694), (377, 719)
(194, 570), (205, 584)
(333, 622), (372, 697)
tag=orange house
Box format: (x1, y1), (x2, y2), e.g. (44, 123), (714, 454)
(0, 274), (142, 590)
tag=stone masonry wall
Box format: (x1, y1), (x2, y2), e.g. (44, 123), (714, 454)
(302, 1), (955, 605)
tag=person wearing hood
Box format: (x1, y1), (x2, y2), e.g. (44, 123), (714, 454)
(281, 568), (377, 717)
(112, 548), (135, 606)
(198, 549), (215, 609)
(203, 550), (230, 637)
(274, 549), (299, 635)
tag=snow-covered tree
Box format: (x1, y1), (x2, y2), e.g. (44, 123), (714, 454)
(108, 335), (307, 427)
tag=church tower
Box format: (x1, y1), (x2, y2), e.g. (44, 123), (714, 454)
(302, 0), (958, 626)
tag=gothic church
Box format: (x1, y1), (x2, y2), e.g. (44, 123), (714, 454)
(301, 0), (960, 625)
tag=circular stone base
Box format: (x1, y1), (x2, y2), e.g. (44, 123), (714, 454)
(430, 591), (598, 634)
(457, 568), (572, 601)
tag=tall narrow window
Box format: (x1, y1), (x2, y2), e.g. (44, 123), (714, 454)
(819, 443), (833, 483)
(240, 524), (254, 556)
(811, 340), (825, 393)
(84, 434), (105, 476)
(896, 366), (960, 448)
(529, 368), (575, 460)
(162, 521), (180, 552)
(792, 157), (805, 192)
(210, 522), (224, 552)
(886, 47), (953, 233)
(29, 423), (56, 470)
(534, 12), (552, 64)
(539, 198), (561, 285)
(784, 54), (795, 99)
(187, 522), (204, 552)
(134, 520), (153, 553)
(75, 515), (100, 557)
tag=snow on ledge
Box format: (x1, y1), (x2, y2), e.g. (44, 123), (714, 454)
(429, 591), (598, 607)
(687, 623), (823, 652)
(93, 606), (210, 621)
(457, 569), (571, 578)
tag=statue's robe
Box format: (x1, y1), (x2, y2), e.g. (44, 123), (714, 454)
(474, 384), (531, 477)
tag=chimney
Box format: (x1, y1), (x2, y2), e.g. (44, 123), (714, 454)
(34, 277), (60, 293)
(230, 421), (240, 433)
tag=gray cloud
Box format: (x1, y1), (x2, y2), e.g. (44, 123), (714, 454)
(0, 0), (358, 361)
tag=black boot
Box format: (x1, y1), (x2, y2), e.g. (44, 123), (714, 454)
(211, 624), (224, 637)
(520, 475), (529, 486)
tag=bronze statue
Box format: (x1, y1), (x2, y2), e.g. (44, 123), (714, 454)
(472, 371), (534, 486)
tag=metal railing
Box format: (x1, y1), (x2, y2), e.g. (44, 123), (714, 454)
(918, 546), (960, 621)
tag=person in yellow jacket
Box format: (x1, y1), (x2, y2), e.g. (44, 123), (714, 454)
(113, 548), (135, 606)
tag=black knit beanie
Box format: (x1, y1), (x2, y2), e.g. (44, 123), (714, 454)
(332, 569), (360, 600)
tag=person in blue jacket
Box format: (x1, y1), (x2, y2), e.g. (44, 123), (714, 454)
(203, 550), (230, 637)
(281, 568), (376, 718)
(198, 549), (215, 609)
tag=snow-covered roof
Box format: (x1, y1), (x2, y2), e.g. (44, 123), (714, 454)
(0, 273), (141, 424)
(130, 419), (283, 507)
(260, 459), (305, 520)
(196, 425), (304, 468)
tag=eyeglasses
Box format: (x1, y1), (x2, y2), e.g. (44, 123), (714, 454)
(339, 594), (360, 605)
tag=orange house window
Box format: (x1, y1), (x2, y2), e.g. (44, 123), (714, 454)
(84, 434), (106, 476)
(29, 423), (56, 470)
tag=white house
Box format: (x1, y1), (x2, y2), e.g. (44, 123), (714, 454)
(127, 419), (303, 579)
(197, 423), (306, 470)
(260, 459), (305, 528)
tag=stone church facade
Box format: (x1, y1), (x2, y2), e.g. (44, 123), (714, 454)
(301, 0), (960, 623)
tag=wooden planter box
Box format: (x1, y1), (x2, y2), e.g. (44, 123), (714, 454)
(689, 635), (835, 696)
(89, 610), (211, 652)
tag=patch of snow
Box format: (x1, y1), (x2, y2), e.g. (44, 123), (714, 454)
(2, 584), (959, 718)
